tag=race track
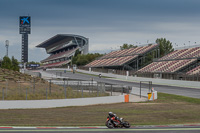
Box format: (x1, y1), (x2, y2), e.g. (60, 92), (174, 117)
(46, 70), (200, 99)
(1, 126), (200, 133)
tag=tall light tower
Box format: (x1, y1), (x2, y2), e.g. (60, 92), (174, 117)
(19, 16), (31, 64)
(5, 40), (9, 57)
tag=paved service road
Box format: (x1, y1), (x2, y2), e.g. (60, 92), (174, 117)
(46, 71), (200, 99)
(1, 127), (200, 133)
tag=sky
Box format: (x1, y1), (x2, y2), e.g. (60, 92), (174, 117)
(1, 0), (200, 62)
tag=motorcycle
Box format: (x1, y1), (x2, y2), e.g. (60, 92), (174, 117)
(105, 116), (130, 128)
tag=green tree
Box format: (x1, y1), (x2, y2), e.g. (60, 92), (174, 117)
(1, 56), (12, 70)
(120, 43), (137, 50)
(72, 49), (81, 64)
(11, 56), (19, 71)
(74, 49), (81, 57)
(76, 55), (88, 66)
(156, 38), (174, 57)
(27, 61), (40, 65)
(72, 51), (103, 66)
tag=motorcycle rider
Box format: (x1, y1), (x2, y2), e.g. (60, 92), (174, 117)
(108, 112), (121, 123)
(106, 112), (130, 128)
(108, 112), (115, 118)
(113, 114), (122, 122)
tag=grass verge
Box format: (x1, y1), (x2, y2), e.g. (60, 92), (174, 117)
(0, 79), (108, 100)
(75, 71), (112, 78)
(0, 92), (200, 126)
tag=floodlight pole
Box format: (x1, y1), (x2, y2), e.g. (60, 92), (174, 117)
(5, 40), (9, 57)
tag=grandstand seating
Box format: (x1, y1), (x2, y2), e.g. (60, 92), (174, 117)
(136, 47), (200, 74)
(51, 40), (74, 52)
(186, 65), (200, 75)
(137, 59), (197, 73)
(37, 34), (89, 68)
(42, 47), (78, 62)
(85, 55), (138, 67)
(100, 44), (159, 59)
(86, 44), (158, 68)
(42, 60), (70, 68)
(159, 47), (200, 61)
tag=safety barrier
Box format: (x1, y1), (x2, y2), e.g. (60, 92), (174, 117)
(0, 95), (126, 109)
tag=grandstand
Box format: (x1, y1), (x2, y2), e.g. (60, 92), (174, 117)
(137, 47), (200, 74)
(85, 43), (159, 70)
(36, 34), (89, 68)
(186, 65), (200, 75)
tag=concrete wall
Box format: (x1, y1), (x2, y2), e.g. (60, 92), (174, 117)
(76, 69), (200, 89)
(0, 95), (124, 109)
(123, 76), (200, 89)
(24, 70), (41, 78)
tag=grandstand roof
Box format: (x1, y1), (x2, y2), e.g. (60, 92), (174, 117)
(36, 34), (88, 48)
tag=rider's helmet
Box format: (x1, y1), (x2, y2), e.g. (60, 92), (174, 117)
(108, 112), (114, 117)
(113, 114), (117, 117)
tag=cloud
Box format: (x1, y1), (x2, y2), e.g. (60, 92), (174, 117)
(1, 0), (200, 62)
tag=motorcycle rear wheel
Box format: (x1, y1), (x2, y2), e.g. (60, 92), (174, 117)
(123, 121), (130, 128)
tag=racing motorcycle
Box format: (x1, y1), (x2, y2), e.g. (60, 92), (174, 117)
(105, 116), (130, 128)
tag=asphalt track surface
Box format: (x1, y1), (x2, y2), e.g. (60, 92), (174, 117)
(1, 127), (200, 133)
(48, 71), (200, 98)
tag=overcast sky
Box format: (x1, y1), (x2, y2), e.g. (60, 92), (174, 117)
(1, 0), (200, 62)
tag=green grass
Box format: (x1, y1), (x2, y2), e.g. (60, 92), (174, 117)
(153, 93), (200, 104)
(0, 92), (200, 126)
(75, 71), (112, 78)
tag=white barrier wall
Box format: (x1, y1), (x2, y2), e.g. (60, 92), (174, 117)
(127, 76), (200, 89)
(131, 87), (149, 97)
(0, 95), (124, 109)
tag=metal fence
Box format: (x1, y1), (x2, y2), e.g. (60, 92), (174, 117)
(52, 79), (131, 96)
(0, 78), (131, 101)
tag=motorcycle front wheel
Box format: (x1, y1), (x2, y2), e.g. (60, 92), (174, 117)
(123, 121), (130, 128)
(105, 121), (114, 128)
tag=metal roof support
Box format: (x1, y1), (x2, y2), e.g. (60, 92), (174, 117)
(74, 37), (79, 46)
(158, 48), (160, 58)
(155, 49), (157, 58)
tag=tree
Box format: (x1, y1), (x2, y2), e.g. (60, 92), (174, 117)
(76, 55), (88, 66)
(74, 49), (81, 57)
(27, 61), (40, 65)
(1, 56), (12, 70)
(1, 56), (20, 71)
(120, 43), (137, 50)
(72, 51), (103, 66)
(156, 38), (174, 57)
(11, 56), (19, 71)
